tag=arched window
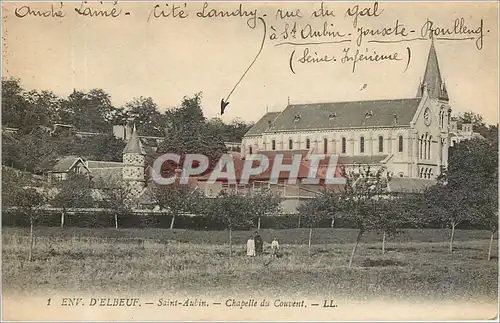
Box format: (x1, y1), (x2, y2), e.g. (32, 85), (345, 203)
(306, 138), (310, 149)
(420, 134), (424, 159)
(428, 136), (432, 160)
(360, 136), (365, 153)
(288, 139), (293, 150)
(323, 138), (328, 154)
(271, 140), (276, 151)
(341, 137), (346, 154)
(249, 146), (253, 154)
(378, 136), (383, 153)
(398, 135), (404, 152)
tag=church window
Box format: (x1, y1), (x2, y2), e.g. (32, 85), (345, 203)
(360, 136), (365, 153)
(289, 139), (293, 150)
(378, 136), (384, 153)
(249, 146), (253, 154)
(323, 138), (328, 154)
(341, 137), (346, 154)
(398, 135), (404, 152)
(272, 140), (276, 150)
(306, 138), (310, 149)
(427, 136), (432, 159)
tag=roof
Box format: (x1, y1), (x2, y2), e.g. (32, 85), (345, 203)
(123, 125), (146, 155)
(87, 161), (124, 169)
(196, 151), (343, 183)
(261, 98), (421, 132)
(387, 177), (436, 193)
(52, 156), (86, 173)
(338, 155), (389, 165)
(245, 112), (281, 136)
(90, 168), (123, 188)
(416, 41), (449, 100)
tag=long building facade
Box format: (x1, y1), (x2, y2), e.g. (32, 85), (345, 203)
(242, 41), (452, 180)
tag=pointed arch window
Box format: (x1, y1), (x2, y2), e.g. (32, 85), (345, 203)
(271, 140), (276, 151)
(427, 135), (432, 160)
(306, 138), (310, 149)
(378, 136), (384, 153)
(323, 138), (328, 154)
(249, 146), (253, 154)
(360, 136), (365, 153)
(341, 137), (346, 154)
(288, 139), (293, 150)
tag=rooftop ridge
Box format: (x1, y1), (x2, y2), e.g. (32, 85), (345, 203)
(287, 97), (421, 107)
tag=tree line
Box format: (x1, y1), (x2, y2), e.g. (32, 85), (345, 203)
(2, 78), (254, 173)
(3, 133), (497, 264)
(298, 134), (498, 265)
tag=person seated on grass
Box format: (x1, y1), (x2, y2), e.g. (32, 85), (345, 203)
(271, 237), (280, 258)
(254, 231), (263, 256)
(246, 236), (256, 257)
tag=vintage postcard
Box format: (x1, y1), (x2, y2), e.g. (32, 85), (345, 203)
(1, 1), (498, 321)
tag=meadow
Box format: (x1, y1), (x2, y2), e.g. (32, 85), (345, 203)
(2, 227), (498, 302)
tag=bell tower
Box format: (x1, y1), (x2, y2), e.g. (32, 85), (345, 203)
(122, 124), (146, 202)
(416, 39), (451, 175)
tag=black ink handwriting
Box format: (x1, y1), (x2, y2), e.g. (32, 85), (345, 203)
(311, 2), (335, 18)
(345, 2), (384, 28)
(222, 16), (267, 113)
(275, 8), (302, 20)
(74, 1), (122, 18)
(147, 3), (188, 22)
(341, 47), (402, 73)
(355, 20), (409, 46)
(196, 2), (258, 29)
(421, 18), (485, 50)
(15, 3), (65, 18)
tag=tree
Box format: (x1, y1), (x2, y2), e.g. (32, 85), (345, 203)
(16, 128), (59, 174)
(337, 165), (391, 267)
(123, 97), (165, 137)
(153, 181), (204, 229)
(158, 93), (227, 178)
(370, 195), (424, 254)
(457, 112), (489, 138)
(2, 77), (30, 129)
(50, 174), (95, 226)
(471, 180), (498, 260)
(92, 176), (133, 230)
(424, 183), (470, 252)
(298, 189), (338, 256)
(249, 190), (282, 230)
(431, 137), (498, 253)
(206, 117), (254, 143)
(74, 133), (126, 162)
(17, 188), (46, 262)
(61, 89), (118, 133)
(202, 191), (253, 258)
(1, 78), (62, 134)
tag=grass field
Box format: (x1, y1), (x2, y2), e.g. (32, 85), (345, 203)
(2, 227), (498, 301)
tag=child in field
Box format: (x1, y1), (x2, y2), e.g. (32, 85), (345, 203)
(246, 236), (256, 257)
(271, 237), (279, 258)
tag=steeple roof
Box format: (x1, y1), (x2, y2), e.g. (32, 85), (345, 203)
(122, 124), (146, 155)
(417, 40), (449, 101)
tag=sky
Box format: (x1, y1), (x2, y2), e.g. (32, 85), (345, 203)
(2, 1), (499, 125)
